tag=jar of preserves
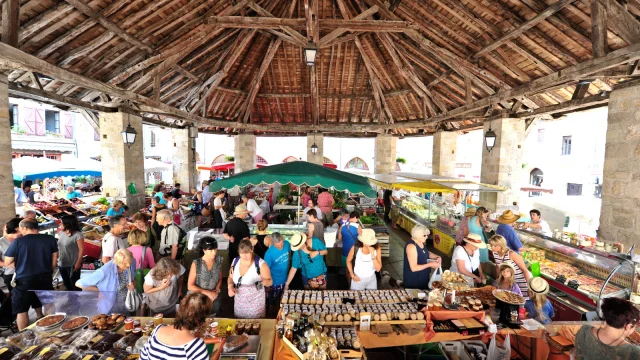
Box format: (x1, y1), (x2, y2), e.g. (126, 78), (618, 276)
(154, 314), (164, 326)
(124, 318), (134, 332)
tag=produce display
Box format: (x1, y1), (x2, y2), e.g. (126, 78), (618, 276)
(400, 196), (437, 224)
(359, 214), (384, 225)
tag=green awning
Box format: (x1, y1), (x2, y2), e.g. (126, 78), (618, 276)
(209, 161), (377, 197)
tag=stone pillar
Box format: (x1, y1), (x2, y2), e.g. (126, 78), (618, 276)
(99, 111), (145, 212)
(234, 133), (256, 173)
(0, 75), (15, 229)
(479, 118), (524, 213)
(599, 83), (640, 253)
(432, 131), (457, 177)
(171, 128), (195, 190)
(374, 134), (397, 174)
(307, 133), (324, 165)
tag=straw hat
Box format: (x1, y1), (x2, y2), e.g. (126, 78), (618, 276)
(528, 277), (550, 295)
(31, 184), (40, 190)
(463, 233), (487, 249)
(464, 207), (477, 217)
(358, 229), (378, 246)
(233, 204), (249, 215)
(290, 233), (307, 251)
(498, 262), (517, 274)
(497, 210), (520, 224)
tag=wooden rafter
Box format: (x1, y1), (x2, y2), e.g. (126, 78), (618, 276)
(241, 37), (283, 123)
(1, 0), (19, 47)
(206, 16), (416, 32)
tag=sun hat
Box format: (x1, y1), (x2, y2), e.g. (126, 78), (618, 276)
(290, 233), (308, 251)
(463, 233), (487, 249)
(358, 229), (378, 246)
(464, 207), (477, 217)
(528, 277), (550, 295)
(497, 210), (520, 224)
(498, 262), (517, 274)
(31, 184), (40, 190)
(233, 204), (249, 215)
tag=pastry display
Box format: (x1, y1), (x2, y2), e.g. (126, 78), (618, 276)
(442, 271), (470, 291)
(7, 330), (40, 348)
(90, 333), (124, 352)
(60, 316), (90, 331)
(282, 289), (412, 305)
(36, 314), (66, 330)
(223, 333), (249, 353)
(493, 289), (526, 305)
(0, 343), (20, 360)
(88, 313), (126, 330)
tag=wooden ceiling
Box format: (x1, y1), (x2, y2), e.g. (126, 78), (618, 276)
(1, 0), (640, 136)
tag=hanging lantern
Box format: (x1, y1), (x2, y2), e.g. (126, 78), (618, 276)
(484, 125), (497, 152)
(311, 143), (318, 154)
(121, 116), (137, 147)
(304, 41), (318, 66)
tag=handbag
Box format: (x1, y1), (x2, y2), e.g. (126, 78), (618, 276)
(125, 268), (142, 313)
(135, 247), (152, 293)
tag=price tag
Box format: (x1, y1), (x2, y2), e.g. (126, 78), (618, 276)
(24, 346), (37, 354)
(91, 335), (104, 343)
(59, 351), (72, 360)
(82, 355), (94, 360)
(0, 348), (7, 355)
(39, 347), (51, 356)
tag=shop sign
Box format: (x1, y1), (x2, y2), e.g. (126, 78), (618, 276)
(456, 163), (472, 169)
(359, 197), (376, 206)
(431, 228), (455, 256)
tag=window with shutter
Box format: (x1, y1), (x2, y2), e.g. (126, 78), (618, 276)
(22, 107), (36, 135)
(94, 131), (100, 141)
(61, 111), (73, 138)
(35, 109), (46, 135)
(45, 110), (59, 134)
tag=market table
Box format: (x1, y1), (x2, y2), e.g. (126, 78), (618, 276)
(273, 204), (302, 210)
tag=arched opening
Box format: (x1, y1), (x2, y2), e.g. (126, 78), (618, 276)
(256, 155), (268, 165)
(282, 156), (298, 163)
(323, 157), (334, 164)
(345, 157), (369, 170)
(212, 154), (229, 164)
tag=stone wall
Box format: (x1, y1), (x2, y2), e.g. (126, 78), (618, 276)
(598, 84), (640, 253)
(0, 75), (15, 228)
(480, 118), (524, 213)
(234, 133), (256, 173)
(375, 134), (397, 174)
(432, 131), (457, 177)
(307, 133), (324, 165)
(171, 128), (195, 190)
(99, 112), (145, 212)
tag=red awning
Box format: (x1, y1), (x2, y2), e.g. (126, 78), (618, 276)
(323, 163), (337, 169)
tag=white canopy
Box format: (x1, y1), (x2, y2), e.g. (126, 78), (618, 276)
(144, 158), (171, 172)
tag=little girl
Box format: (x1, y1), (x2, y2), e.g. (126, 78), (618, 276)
(525, 277), (554, 324)
(494, 262), (522, 296)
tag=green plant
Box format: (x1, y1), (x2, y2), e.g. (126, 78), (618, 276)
(396, 157), (407, 164)
(279, 184), (291, 196)
(225, 155), (235, 162)
(290, 190), (299, 196)
(11, 125), (26, 135)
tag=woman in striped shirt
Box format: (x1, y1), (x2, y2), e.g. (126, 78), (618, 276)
(489, 235), (531, 300)
(141, 293), (212, 360)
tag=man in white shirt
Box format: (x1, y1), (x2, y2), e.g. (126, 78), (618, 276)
(242, 195), (263, 223)
(524, 209), (552, 237)
(101, 215), (128, 264)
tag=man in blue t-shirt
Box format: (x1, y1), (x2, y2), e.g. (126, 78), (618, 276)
(339, 211), (362, 283)
(496, 210), (524, 253)
(4, 219), (58, 330)
(263, 232), (290, 308)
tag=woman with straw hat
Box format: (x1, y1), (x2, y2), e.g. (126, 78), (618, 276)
(489, 234), (530, 299)
(455, 207), (477, 246)
(450, 234), (486, 287)
(496, 210), (524, 253)
(346, 229), (382, 290)
(284, 233), (328, 290)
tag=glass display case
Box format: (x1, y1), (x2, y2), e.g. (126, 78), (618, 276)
(397, 194), (434, 227)
(489, 223), (640, 320)
(431, 199), (462, 236)
(397, 194), (462, 236)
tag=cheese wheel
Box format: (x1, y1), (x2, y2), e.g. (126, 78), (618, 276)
(337, 314), (344, 322)
(343, 314), (351, 322)
(416, 312), (425, 320)
(373, 314), (380, 321)
(410, 313), (417, 320)
(398, 313), (406, 321)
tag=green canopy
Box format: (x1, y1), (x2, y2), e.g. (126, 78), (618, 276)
(209, 161), (376, 197)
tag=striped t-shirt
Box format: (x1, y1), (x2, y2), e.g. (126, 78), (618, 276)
(141, 325), (208, 360)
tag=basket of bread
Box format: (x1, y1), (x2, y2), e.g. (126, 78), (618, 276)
(442, 270), (470, 291)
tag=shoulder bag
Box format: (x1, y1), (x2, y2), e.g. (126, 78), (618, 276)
(125, 268), (142, 313)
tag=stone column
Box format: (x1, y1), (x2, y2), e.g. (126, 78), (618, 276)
(374, 134), (397, 174)
(99, 111), (145, 212)
(599, 83), (640, 253)
(171, 128), (195, 190)
(0, 75), (15, 229)
(432, 131), (457, 177)
(234, 133), (256, 173)
(307, 133), (324, 165)
(479, 118), (524, 213)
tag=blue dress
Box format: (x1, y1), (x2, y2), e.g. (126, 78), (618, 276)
(468, 216), (489, 263)
(403, 239), (430, 289)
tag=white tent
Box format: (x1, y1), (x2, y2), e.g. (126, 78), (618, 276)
(144, 158), (171, 172)
(58, 157), (103, 172)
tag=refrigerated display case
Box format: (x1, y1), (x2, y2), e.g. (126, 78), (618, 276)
(397, 194), (434, 228)
(489, 225), (640, 321)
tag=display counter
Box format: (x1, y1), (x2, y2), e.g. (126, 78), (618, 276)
(487, 222), (640, 321)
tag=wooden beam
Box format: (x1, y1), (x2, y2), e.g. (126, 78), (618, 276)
(517, 92), (610, 118)
(19, 3), (74, 43)
(248, 1), (307, 47)
(591, 0), (608, 58)
(571, 80), (593, 100)
(29, 72), (43, 91)
(1, 0), (19, 47)
(310, 65), (320, 125)
(473, 0), (576, 58)
(8, 82), (115, 113)
(601, 0), (640, 45)
(464, 76), (473, 105)
(64, 0), (153, 52)
(319, 6), (378, 47)
(207, 16), (415, 32)
(241, 37), (283, 123)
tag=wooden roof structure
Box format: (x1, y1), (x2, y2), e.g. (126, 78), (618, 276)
(1, 0), (640, 137)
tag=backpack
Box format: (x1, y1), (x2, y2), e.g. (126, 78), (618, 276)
(231, 256), (261, 276)
(162, 224), (188, 260)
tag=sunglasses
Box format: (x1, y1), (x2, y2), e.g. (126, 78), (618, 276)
(307, 254), (314, 263)
(234, 276), (243, 289)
